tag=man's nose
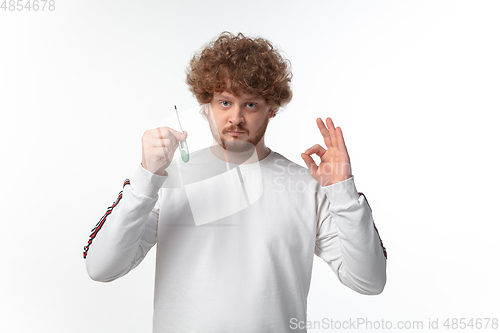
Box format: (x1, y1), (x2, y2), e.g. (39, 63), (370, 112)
(229, 105), (244, 125)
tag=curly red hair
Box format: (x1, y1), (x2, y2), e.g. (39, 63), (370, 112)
(185, 32), (293, 117)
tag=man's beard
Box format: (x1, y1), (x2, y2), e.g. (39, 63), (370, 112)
(208, 116), (270, 153)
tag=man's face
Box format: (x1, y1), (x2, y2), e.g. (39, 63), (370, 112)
(206, 91), (275, 153)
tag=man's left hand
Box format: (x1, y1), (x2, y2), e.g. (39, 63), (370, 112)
(301, 117), (352, 187)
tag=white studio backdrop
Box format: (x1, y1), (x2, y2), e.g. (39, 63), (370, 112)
(1, 0), (499, 332)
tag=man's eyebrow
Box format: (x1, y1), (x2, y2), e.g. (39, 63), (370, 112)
(217, 92), (264, 102)
(241, 94), (265, 102)
(218, 92), (232, 99)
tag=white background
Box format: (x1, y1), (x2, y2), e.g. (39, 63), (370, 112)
(1, 0), (499, 332)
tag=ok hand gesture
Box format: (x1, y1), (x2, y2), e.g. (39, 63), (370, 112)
(301, 118), (352, 187)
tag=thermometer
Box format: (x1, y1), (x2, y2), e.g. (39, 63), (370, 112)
(174, 105), (189, 163)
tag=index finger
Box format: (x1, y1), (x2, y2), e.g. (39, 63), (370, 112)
(154, 127), (183, 141)
(151, 127), (177, 147)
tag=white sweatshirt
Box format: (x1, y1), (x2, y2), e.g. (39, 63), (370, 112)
(83, 147), (387, 333)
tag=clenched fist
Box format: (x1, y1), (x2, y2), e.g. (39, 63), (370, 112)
(141, 127), (188, 176)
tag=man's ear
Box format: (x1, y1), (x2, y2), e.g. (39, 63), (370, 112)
(270, 108), (277, 118)
(203, 103), (210, 115)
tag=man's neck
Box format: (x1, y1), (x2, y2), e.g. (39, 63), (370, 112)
(209, 141), (271, 165)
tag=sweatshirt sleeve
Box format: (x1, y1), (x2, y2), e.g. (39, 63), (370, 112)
(83, 164), (168, 282)
(314, 176), (387, 295)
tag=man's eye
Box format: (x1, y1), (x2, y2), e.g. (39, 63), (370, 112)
(246, 103), (257, 109)
(221, 101), (230, 107)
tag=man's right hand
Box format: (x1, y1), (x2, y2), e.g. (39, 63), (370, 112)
(141, 127), (188, 176)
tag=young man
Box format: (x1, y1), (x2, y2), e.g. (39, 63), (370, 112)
(84, 32), (387, 333)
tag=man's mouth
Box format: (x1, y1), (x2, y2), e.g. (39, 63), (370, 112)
(226, 130), (246, 136)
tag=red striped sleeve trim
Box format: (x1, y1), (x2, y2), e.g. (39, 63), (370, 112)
(83, 179), (131, 259)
